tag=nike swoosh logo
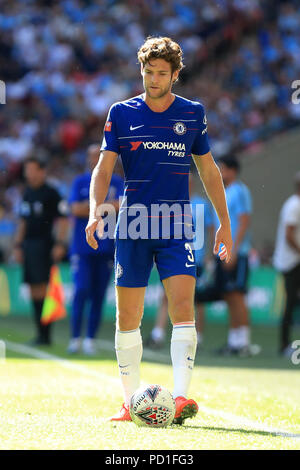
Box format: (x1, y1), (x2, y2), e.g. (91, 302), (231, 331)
(185, 263), (195, 268)
(130, 125), (144, 131)
(187, 356), (194, 362)
(119, 364), (129, 368)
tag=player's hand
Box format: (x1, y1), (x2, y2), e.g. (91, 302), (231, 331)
(85, 217), (104, 250)
(213, 224), (233, 263)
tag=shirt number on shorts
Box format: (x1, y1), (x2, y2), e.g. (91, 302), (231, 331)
(185, 243), (194, 263)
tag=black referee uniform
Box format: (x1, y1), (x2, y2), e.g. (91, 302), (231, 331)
(19, 182), (68, 343)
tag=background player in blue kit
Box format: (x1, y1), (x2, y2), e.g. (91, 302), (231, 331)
(68, 144), (123, 355)
(196, 155), (256, 356)
(86, 37), (232, 424)
(213, 156), (258, 356)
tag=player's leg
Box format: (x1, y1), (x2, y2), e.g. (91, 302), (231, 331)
(195, 301), (205, 347)
(29, 283), (49, 344)
(215, 255), (257, 356)
(115, 285), (145, 394)
(163, 274), (196, 391)
(163, 274), (198, 424)
(280, 265), (299, 353)
(68, 254), (91, 353)
(24, 239), (52, 345)
(195, 264), (206, 347)
(146, 291), (169, 349)
(225, 290), (250, 347)
(83, 255), (113, 355)
(111, 238), (153, 421)
(110, 285), (145, 421)
(155, 238), (199, 424)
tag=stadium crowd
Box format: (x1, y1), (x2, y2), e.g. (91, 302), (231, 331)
(0, 0), (300, 261)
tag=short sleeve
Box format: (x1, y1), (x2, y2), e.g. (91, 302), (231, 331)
(100, 104), (120, 154)
(191, 104), (210, 156)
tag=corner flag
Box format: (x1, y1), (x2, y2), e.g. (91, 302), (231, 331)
(41, 265), (66, 324)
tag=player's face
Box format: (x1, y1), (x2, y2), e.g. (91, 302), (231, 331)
(24, 162), (46, 188)
(142, 59), (179, 99)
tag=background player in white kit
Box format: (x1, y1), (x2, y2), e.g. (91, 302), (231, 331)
(273, 171), (300, 357)
(86, 37), (232, 424)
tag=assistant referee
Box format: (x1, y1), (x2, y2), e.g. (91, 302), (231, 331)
(14, 157), (69, 345)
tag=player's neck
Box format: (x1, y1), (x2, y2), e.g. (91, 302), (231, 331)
(143, 92), (175, 113)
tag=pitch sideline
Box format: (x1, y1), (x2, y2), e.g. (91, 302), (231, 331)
(5, 339), (300, 440)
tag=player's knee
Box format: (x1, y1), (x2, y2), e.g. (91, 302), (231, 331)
(116, 308), (142, 331)
(170, 298), (194, 323)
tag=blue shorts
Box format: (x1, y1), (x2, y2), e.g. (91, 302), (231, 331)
(115, 238), (197, 287)
(216, 255), (249, 293)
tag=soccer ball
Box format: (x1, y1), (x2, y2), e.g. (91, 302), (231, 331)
(129, 384), (176, 427)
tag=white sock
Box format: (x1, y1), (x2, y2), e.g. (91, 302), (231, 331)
(115, 328), (143, 407)
(151, 327), (165, 342)
(237, 326), (250, 348)
(171, 321), (197, 399)
(227, 328), (239, 348)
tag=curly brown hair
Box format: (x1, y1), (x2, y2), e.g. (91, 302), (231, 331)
(137, 36), (184, 74)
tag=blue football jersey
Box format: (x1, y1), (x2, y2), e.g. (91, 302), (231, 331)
(69, 172), (124, 255)
(212, 180), (252, 255)
(101, 94), (210, 239)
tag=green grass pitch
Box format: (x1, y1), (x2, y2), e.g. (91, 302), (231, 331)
(0, 316), (300, 450)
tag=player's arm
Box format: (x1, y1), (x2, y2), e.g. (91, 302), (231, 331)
(52, 197), (70, 262)
(234, 213), (250, 252)
(286, 224), (300, 254)
(86, 150), (118, 249)
(71, 201), (89, 218)
(13, 218), (27, 263)
(192, 151), (232, 262)
(52, 215), (69, 259)
(71, 195), (120, 219)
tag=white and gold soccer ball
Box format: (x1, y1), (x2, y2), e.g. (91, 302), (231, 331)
(129, 384), (176, 427)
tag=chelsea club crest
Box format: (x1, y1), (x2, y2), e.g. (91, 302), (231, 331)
(173, 122), (187, 135)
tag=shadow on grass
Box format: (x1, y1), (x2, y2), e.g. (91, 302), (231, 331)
(171, 424), (300, 439)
